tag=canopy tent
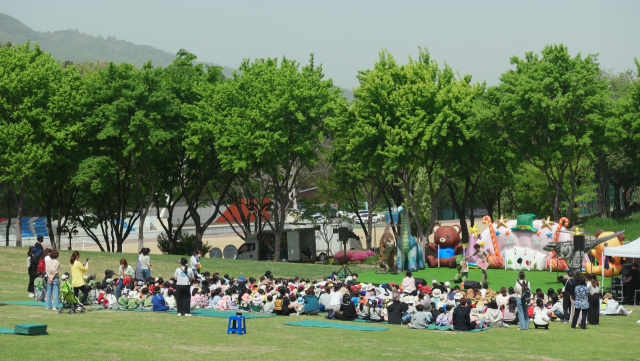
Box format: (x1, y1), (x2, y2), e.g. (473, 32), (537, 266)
(604, 237), (640, 258)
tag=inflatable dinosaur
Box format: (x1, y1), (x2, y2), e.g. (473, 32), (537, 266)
(395, 206), (425, 271)
(378, 224), (396, 272)
(543, 231), (625, 271)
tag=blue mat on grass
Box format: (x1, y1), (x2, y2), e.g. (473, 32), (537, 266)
(284, 320), (388, 331)
(1, 302), (273, 318)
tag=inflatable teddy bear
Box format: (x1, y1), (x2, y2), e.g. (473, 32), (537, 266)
(427, 224), (463, 268)
(584, 230), (625, 277)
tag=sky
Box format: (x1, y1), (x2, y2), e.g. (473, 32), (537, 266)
(2, 0), (639, 89)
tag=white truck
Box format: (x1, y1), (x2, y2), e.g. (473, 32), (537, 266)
(236, 225), (364, 262)
(237, 228), (317, 262)
(314, 224), (364, 262)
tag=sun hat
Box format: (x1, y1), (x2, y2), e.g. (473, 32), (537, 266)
(424, 303), (433, 312)
(444, 281), (450, 287)
(238, 276), (246, 282)
(454, 293), (463, 300)
(432, 289), (442, 297)
(61, 274), (69, 280)
(367, 284), (375, 291)
(603, 293), (613, 299)
(432, 280), (438, 284)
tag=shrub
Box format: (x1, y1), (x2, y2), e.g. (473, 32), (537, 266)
(157, 232), (213, 256)
(334, 250), (376, 264)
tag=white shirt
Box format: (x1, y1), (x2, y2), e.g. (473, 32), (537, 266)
(174, 267), (194, 285)
(189, 256), (198, 269)
(44, 255), (51, 267)
(330, 291), (342, 305)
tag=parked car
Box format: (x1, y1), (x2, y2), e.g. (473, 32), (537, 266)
(352, 210), (380, 223)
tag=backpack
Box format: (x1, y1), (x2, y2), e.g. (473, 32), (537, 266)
(37, 257), (46, 273)
(274, 297), (283, 311)
(518, 280), (531, 305)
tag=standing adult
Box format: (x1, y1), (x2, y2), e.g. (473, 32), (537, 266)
(190, 251), (201, 275)
(140, 248), (152, 280)
(174, 258), (194, 316)
(116, 259), (134, 298)
(135, 248), (144, 280)
(34, 235), (44, 253)
(514, 271), (531, 330)
(623, 263), (640, 304)
(558, 271), (576, 323)
(401, 271), (417, 296)
(572, 273), (589, 330)
(70, 251), (89, 307)
(42, 248), (51, 300)
(587, 274), (600, 326)
(27, 246), (41, 298)
(466, 244), (490, 287)
(45, 250), (61, 310)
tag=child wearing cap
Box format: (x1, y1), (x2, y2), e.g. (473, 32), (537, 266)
(126, 291), (140, 310)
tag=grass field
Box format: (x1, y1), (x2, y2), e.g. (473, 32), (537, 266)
(1, 247), (639, 361)
(581, 212), (640, 241)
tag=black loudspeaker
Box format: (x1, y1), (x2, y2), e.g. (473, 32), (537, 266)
(338, 227), (349, 242)
(415, 278), (428, 287)
(621, 263), (632, 278)
(573, 235), (585, 252)
(463, 280), (480, 289)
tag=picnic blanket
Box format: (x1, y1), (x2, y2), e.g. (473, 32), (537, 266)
(284, 320), (388, 331)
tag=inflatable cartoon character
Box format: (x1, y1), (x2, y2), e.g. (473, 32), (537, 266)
(427, 224), (463, 268)
(395, 206), (425, 271)
(584, 230), (625, 276)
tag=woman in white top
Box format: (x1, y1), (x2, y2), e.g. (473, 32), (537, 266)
(328, 285), (343, 312)
(189, 252), (201, 275)
(174, 258), (195, 316)
(514, 271), (531, 330)
(532, 299), (550, 329)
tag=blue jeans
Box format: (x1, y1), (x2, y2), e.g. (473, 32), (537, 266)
(46, 277), (60, 309)
(116, 280), (124, 298)
(318, 305), (326, 312)
(402, 313), (412, 323)
(516, 298), (529, 329)
(554, 310), (564, 321)
(140, 269), (150, 280)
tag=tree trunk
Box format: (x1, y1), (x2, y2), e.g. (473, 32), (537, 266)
(366, 213), (373, 251)
(11, 178), (25, 248)
(552, 186), (561, 221)
(45, 211), (56, 250)
(448, 183), (469, 244)
(6, 185), (11, 247)
(612, 183), (621, 214)
(400, 171), (427, 256)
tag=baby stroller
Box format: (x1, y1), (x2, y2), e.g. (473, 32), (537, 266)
(59, 278), (86, 314)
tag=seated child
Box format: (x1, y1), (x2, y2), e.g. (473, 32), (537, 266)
(408, 304), (429, 329)
(97, 285), (107, 305)
(533, 299), (550, 329)
(435, 307), (451, 326)
(165, 289), (176, 310)
(368, 300), (384, 322)
(34, 272), (46, 302)
(357, 300), (370, 320)
(118, 292), (129, 309)
(92, 283), (103, 305)
(216, 295), (230, 310)
(295, 296), (306, 315)
(140, 288), (154, 310)
(253, 289), (264, 311)
(190, 289), (201, 309)
(127, 291), (140, 310)
(152, 287), (170, 312)
(104, 286), (118, 309)
(263, 295), (275, 313)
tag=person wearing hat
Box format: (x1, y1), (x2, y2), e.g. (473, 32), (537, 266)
(387, 292), (409, 325)
(602, 293), (631, 316)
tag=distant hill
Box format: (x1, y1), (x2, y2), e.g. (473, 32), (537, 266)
(0, 12), (353, 100)
(0, 13), (235, 77)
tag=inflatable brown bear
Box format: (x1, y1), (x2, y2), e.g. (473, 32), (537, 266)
(426, 224), (463, 268)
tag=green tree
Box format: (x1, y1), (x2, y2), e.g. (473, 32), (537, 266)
(338, 48), (483, 256)
(209, 55), (340, 261)
(483, 44), (610, 221)
(0, 41), (82, 247)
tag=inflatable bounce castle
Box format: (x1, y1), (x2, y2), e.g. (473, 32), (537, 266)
(465, 214), (574, 271)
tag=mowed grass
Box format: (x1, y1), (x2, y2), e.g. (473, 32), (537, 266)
(1, 248), (639, 361)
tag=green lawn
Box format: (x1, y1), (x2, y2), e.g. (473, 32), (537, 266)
(1, 247), (639, 361)
(581, 212), (640, 241)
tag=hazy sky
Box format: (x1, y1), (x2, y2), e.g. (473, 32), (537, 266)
(3, 0), (639, 89)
